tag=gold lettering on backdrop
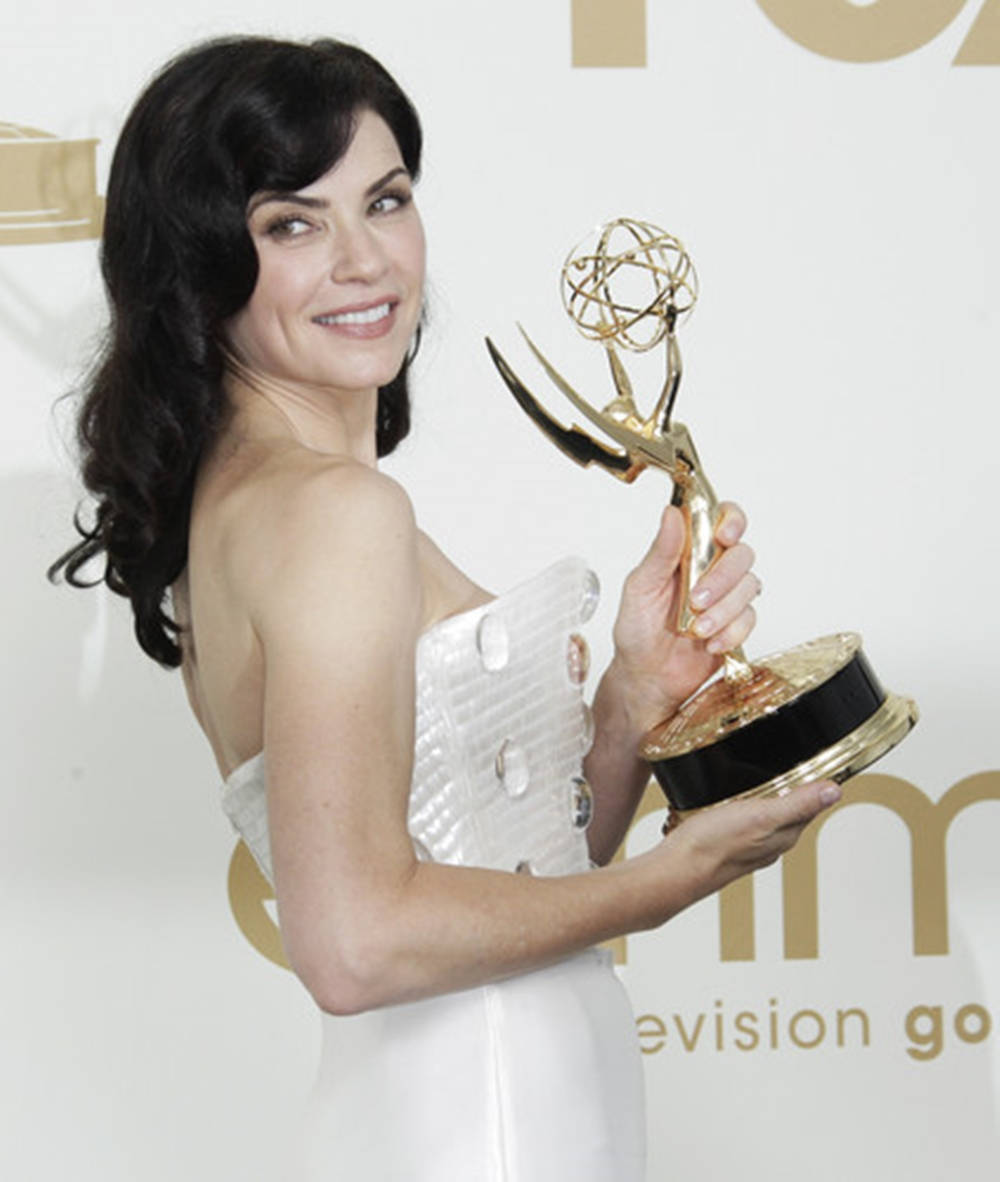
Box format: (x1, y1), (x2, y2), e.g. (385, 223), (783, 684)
(229, 772), (999, 968)
(904, 1001), (995, 1060)
(719, 871), (755, 962)
(953, 0), (1000, 62)
(757, 0), (1000, 64)
(755, 0), (965, 62)
(955, 1003), (992, 1043)
(780, 772), (1000, 959)
(637, 1012), (668, 1054)
(718, 773), (1000, 960)
(228, 839), (290, 969)
(0, 123), (103, 245)
(905, 1003), (944, 1061)
(636, 998), (874, 1054)
(639, 997), (997, 1058)
(571, 0), (647, 68)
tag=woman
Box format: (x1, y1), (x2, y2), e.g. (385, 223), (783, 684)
(51, 36), (838, 1180)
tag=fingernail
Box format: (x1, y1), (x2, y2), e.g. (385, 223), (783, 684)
(691, 587), (711, 608)
(693, 614), (714, 637)
(819, 784), (842, 806)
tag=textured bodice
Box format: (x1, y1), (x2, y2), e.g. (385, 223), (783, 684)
(221, 558), (601, 884)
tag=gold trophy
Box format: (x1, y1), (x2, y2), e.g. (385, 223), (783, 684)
(486, 218), (917, 819)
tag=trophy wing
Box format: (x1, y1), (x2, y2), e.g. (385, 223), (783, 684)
(514, 328), (679, 475)
(484, 337), (636, 479)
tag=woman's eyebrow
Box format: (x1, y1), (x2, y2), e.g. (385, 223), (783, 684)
(365, 166), (409, 197)
(247, 192), (326, 216)
(248, 167), (411, 217)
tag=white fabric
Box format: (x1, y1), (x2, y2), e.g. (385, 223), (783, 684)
(221, 559), (646, 1180)
(299, 948), (645, 1182)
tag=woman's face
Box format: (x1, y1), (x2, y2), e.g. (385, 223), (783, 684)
(227, 109), (425, 399)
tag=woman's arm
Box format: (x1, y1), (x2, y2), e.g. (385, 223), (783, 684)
(583, 502), (760, 864)
(284, 783), (834, 1015)
(248, 468), (826, 1016)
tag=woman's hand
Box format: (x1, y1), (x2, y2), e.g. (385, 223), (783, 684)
(610, 501), (760, 737)
(643, 780), (842, 922)
(582, 500), (760, 864)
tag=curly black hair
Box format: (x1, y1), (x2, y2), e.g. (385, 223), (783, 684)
(49, 35), (423, 667)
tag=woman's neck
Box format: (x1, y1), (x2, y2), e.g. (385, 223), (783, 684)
(222, 358), (379, 466)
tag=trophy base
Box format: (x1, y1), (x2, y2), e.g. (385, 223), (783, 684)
(641, 633), (918, 819)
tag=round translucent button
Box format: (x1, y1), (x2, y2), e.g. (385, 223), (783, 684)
(571, 776), (594, 830)
(580, 569), (601, 623)
(515, 860), (534, 875)
(476, 613), (509, 672)
(495, 738), (530, 798)
(566, 633), (591, 685)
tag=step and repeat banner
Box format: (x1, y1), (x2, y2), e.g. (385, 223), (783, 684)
(3, 3), (997, 1179)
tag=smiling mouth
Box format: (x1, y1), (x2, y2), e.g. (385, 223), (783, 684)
(313, 301), (394, 327)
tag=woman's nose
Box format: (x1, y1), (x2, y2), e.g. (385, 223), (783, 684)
(330, 220), (387, 284)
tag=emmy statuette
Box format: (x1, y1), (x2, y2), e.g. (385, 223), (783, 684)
(486, 218), (917, 820)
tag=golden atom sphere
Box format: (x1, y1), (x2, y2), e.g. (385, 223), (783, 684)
(560, 218), (698, 353)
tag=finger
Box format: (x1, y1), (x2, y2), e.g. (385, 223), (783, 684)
(724, 785), (839, 867)
(690, 542), (756, 610)
(627, 504), (686, 595)
(766, 780), (842, 830)
(705, 604), (756, 655)
(714, 502), (747, 547)
(694, 569), (760, 644)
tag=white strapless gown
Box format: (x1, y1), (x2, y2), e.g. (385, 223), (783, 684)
(221, 559), (646, 1181)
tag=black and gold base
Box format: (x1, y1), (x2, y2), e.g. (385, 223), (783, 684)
(641, 634), (918, 818)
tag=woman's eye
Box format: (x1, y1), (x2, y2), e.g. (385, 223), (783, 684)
(370, 189), (411, 215)
(265, 215), (314, 239)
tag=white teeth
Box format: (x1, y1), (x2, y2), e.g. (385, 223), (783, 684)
(315, 302), (392, 326)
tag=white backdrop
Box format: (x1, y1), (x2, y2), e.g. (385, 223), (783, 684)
(2, 2), (998, 1179)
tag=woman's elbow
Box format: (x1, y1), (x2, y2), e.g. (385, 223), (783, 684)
(291, 966), (379, 1016)
(287, 929), (396, 1016)
(276, 866), (421, 1014)
(309, 976), (377, 1017)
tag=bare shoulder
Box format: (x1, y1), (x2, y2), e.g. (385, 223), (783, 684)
(246, 446), (411, 544)
(204, 445), (422, 644)
(224, 447), (414, 572)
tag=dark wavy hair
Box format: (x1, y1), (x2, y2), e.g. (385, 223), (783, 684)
(49, 36), (423, 667)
